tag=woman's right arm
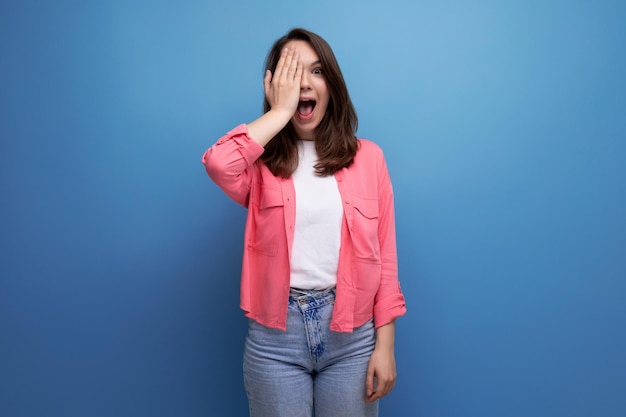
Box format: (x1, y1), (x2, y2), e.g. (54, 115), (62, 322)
(202, 125), (263, 206)
(201, 47), (302, 206)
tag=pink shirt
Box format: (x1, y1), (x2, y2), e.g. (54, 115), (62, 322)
(202, 125), (406, 332)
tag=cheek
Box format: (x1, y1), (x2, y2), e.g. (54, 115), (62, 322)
(318, 90), (330, 109)
(320, 98), (330, 115)
(316, 81), (329, 101)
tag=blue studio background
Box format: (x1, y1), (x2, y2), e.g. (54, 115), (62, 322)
(1, 0), (625, 416)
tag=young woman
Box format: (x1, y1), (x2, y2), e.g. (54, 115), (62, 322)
(202, 28), (406, 417)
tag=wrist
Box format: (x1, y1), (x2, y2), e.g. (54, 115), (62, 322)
(268, 107), (294, 123)
(374, 321), (396, 352)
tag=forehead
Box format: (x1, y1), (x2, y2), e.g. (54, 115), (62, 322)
(285, 40), (319, 63)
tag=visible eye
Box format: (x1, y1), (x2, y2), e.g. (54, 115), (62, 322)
(312, 67), (323, 75)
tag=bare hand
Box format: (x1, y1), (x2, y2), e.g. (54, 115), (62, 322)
(264, 47), (303, 117)
(365, 347), (397, 402)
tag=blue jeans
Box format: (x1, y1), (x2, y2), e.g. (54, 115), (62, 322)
(243, 288), (378, 417)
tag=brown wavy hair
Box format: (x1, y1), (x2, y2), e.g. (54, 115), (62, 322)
(260, 28), (358, 178)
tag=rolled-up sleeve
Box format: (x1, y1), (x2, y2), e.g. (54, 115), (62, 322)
(202, 124), (265, 207)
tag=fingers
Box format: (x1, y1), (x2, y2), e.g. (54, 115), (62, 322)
(282, 48), (296, 80)
(364, 362), (397, 403)
(265, 46), (302, 113)
(294, 58), (303, 84)
(365, 364), (375, 398)
(263, 69), (272, 102)
(264, 69), (272, 86)
(285, 49), (299, 80)
(366, 376), (396, 402)
(273, 47), (289, 80)
(274, 47), (300, 83)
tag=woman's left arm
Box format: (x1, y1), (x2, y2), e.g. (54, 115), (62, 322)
(365, 320), (397, 402)
(366, 146), (406, 402)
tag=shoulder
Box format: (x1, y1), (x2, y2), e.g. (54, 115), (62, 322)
(356, 138), (385, 162)
(357, 138), (383, 152)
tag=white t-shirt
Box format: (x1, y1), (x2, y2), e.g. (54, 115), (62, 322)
(290, 140), (343, 290)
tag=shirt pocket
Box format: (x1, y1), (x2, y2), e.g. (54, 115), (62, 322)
(248, 185), (284, 256)
(352, 195), (381, 262)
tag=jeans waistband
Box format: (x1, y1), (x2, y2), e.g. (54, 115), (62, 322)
(289, 288), (335, 310)
(289, 287), (335, 299)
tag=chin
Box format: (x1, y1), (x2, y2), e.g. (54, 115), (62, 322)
(293, 122), (319, 140)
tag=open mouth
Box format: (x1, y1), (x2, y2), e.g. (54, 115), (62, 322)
(297, 99), (316, 117)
